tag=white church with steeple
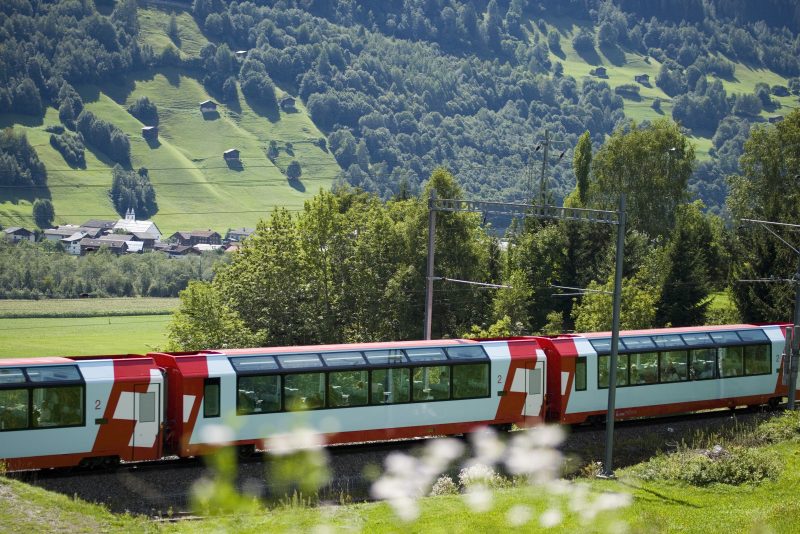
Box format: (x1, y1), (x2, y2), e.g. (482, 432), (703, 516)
(113, 208), (162, 241)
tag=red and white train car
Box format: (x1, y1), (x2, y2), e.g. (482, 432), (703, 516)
(537, 324), (790, 424)
(0, 355), (164, 470)
(152, 338), (546, 457)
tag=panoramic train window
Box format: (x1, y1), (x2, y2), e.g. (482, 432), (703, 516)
(744, 345), (771, 375)
(413, 366), (451, 401)
(446, 346), (488, 360)
(452, 363), (489, 399)
(328, 370), (368, 407)
(737, 330), (769, 343)
(0, 388), (28, 430)
(710, 331), (741, 344)
(284, 372), (325, 411)
(660, 350), (689, 382)
(321, 352), (366, 367)
(32, 386), (83, 428)
(690, 349), (717, 380)
(680, 333), (714, 346)
(406, 348), (448, 362)
(629, 353), (658, 384)
(652, 334), (684, 349)
(718, 346), (744, 377)
(204, 378), (220, 418)
(26, 365), (82, 382)
(364, 350), (406, 365)
(0, 368), (25, 384)
(237, 375), (280, 414)
(598, 354), (630, 388)
(230, 356), (278, 373)
(621, 337), (656, 351)
(277, 354), (323, 369)
(370, 368), (410, 404)
(574, 357), (587, 391)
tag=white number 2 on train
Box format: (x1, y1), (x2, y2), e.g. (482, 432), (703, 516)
(95, 400), (102, 410)
(497, 374), (502, 384)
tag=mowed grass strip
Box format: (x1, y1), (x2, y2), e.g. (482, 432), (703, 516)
(0, 297), (179, 318)
(0, 315), (172, 357)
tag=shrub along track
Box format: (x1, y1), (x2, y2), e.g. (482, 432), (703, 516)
(8, 406), (779, 517)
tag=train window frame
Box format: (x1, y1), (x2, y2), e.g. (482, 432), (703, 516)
(284, 372), (326, 411)
(412, 364), (451, 401)
(0, 368), (25, 385)
(574, 357), (587, 391)
(718, 346), (745, 378)
(276, 354), (324, 370)
(452, 362), (490, 399)
(689, 348), (718, 380)
(629, 352), (659, 385)
(364, 349), (408, 366)
(0, 387), (29, 431)
(236, 374), (282, 415)
(743, 344), (771, 376)
(30, 385), (85, 429)
(320, 352), (367, 367)
(370, 367), (411, 405)
(328, 369), (369, 408)
(659, 350), (690, 383)
(204, 377), (221, 418)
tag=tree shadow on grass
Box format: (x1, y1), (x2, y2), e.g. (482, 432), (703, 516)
(0, 113), (44, 129)
(225, 159), (244, 171)
(288, 177), (305, 193)
(244, 93), (280, 123)
(0, 185), (50, 205)
(599, 42), (626, 67)
(575, 45), (603, 67)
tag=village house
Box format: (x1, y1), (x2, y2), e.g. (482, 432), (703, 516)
(169, 230), (222, 247)
(226, 227), (255, 242)
(280, 96), (296, 111)
(113, 209), (162, 242)
(768, 115), (784, 124)
(3, 227), (35, 243)
(61, 233), (85, 255)
(591, 66), (607, 77)
(223, 148), (240, 161)
(43, 225), (82, 242)
(634, 74), (650, 84)
(200, 100), (217, 114)
(81, 219), (117, 233)
(79, 237), (129, 255)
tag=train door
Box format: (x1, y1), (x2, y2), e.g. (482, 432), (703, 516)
(132, 383), (161, 460)
(524, 360), (546, 419)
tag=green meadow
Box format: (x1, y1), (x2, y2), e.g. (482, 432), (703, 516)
(532, 16), (799, 151)
(0, 6), (340, 234)
(0, 315), (171, 358)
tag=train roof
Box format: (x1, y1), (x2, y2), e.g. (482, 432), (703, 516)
(216, 338), (489, 356)
(577, 324), (779, 338)
(0, 356), (76, 366)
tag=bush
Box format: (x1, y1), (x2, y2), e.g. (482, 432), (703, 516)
(457, 464), (506, 489)
(614, 84), (640, 97)
(49, 132), (85, 167)
(630, 446), (780, 486)
(429, 475), (458, 496)
(287, 160), (302, 180)
(755, 411), (800, 443)
(128, 96), (159, 126)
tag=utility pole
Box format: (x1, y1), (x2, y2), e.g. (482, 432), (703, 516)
(424, 190), (437, 340)
(603, 194), (626, 478)
(539, 129), (549, 206)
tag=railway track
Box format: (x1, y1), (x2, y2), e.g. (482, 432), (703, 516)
(8, 405), (779, 517)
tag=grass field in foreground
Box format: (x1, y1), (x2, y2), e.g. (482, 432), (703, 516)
(1, 438), (798, 532)
(0, 298), (179, 318)
(0, 315), (171, 357)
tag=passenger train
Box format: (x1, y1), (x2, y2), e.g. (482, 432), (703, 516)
(0, 323), (793, 471)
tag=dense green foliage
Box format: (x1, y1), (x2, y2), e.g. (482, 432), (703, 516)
(127, 96), (159, 126)
(109, 165), (157, 218)
(0, 240), (218, 299)
(729, 109), (800, 322)
(31, 198), (54, 229)
(49, 131), (85, 168)
(0, 128), (46, 187)
(76, 110), (131, 165)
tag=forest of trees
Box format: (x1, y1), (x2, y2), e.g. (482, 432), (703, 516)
(167, 113), (797, 350)
(0, 240), (221, 299)
(1, 0), (798, 211)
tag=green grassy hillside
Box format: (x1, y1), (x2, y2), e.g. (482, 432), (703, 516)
(533, 17), (799, 151)
(0, 7), (339, 234)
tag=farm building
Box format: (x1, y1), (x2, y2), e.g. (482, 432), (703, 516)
(142, 126), (158, 140)
(200, 100), (217, 114)
(223, 148), (240, 161)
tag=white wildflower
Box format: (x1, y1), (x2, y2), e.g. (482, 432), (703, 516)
(506, 505), (533, 527)
(267, 427), (325, 456)
(458, 463), (498, 488)
(199, 423), (234, 445)
(469, 426), (505, 467)
(539, 508), (563, 528)
(463, 484), (493, 513)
